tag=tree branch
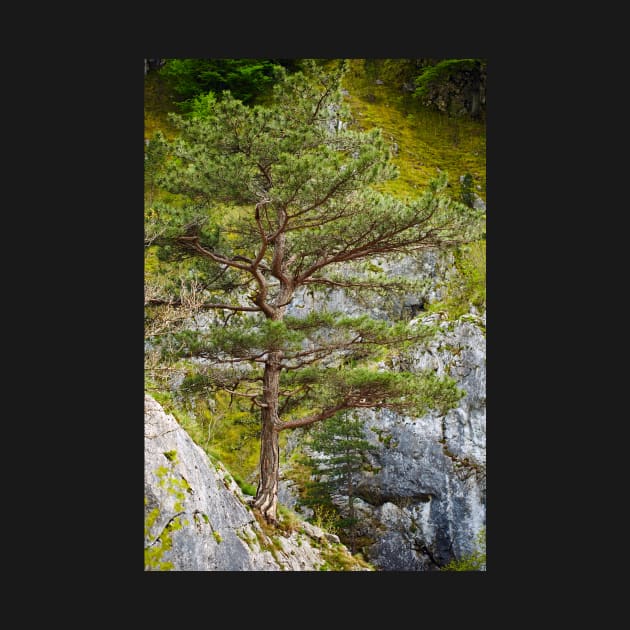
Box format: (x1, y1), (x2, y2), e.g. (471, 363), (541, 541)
(145, 298), (262, 312)
(176, 236), (252, 271)
(252, 201), (270, 269)
(302, 276), (408, 291)
(277, 403), (348, 431)
(224, 387), (269, 408)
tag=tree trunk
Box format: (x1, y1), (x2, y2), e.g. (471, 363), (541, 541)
(253, 353), (282, 523)
(253, 225), (292, 524)
(253, 409), (280, 523)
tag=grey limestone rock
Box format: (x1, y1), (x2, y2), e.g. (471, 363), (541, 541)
(328, 313), (486, 570)
(144, 394), (366, 571)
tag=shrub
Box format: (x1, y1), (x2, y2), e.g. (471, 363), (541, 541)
(441, 527), (486, 571)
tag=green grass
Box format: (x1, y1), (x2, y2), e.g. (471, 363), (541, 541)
(277, 504), (302, 534)
(321, 544), (375, 571)
(341, 59), (486, 200)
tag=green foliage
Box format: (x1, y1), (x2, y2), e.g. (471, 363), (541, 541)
(299, 412), (376, 549)
(145, 379), (262, 495)
(321, 544), (375, 571)
(159, 58), (283, 109)
(310, 505), (341, 535)
(232, 471), (257, 496)
(362, 59), (425, 85)
(144, 131), (168, 204)
(284, 366), (463, 421)
(309, 411), (376, 482)
(460, 173), (475, 208)
(277, 504), (302, 533)
(441, 527), (486, 571)
(213, 531), (223, 544)
(188, 390), (261, 483)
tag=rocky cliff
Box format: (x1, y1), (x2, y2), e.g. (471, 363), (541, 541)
(144, 394), (370, 571)
(279, 249), (486, 570)
(281, 310), (486, 571)
(350, 311), (485, 570)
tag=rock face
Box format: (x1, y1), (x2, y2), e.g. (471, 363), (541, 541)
(416, 59), (486, 118)
(144, 394), (367, 571)
(280, 249), (486, 570)
(332, 312), (486, 570)
(284, 250), (453, 322)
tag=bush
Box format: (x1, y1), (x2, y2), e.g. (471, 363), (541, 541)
(159, 59), (283, 109)
(442, 528), (486, 571)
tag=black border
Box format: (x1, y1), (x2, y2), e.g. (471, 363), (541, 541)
(75, 20), (553, 603)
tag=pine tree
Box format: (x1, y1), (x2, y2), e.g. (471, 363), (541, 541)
(306, 411), (376, 552)
(145, 59), (484, 523)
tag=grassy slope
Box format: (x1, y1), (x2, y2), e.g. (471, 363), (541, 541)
(340, 59), (485, 200)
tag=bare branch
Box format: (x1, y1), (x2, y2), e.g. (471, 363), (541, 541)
(224, 387), (269, 408)
(176, 235), (253, 271)
(303, 276), (409, 291)
(145, 298), (262, 313)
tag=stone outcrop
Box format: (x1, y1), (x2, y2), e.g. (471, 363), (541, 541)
(144, 394), (369, 571)
(330, 311), (486, 570)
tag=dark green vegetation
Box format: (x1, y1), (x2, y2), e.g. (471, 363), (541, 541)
(158, 59), (303, 111)
(145, 58), (485, 566)
(297, 411), (376, 553)
(413, 59), (486, 118)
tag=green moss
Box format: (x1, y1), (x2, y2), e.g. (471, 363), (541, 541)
(144, 70), (179, 141)
(145, 461), (188, 571)
(163, 450), (177, 462)
(145, 383), (262, 495)
(370, 426), (397, 449)
(213, 531), (223, 544)
(428, 240), (486, 320)
(341, 59), (486, 200)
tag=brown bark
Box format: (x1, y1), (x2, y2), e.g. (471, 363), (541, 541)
(253, 401), (280, 523)
(252, 354), (283, 523)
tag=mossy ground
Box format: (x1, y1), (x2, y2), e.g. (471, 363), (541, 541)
(340, 59), (486, 200)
